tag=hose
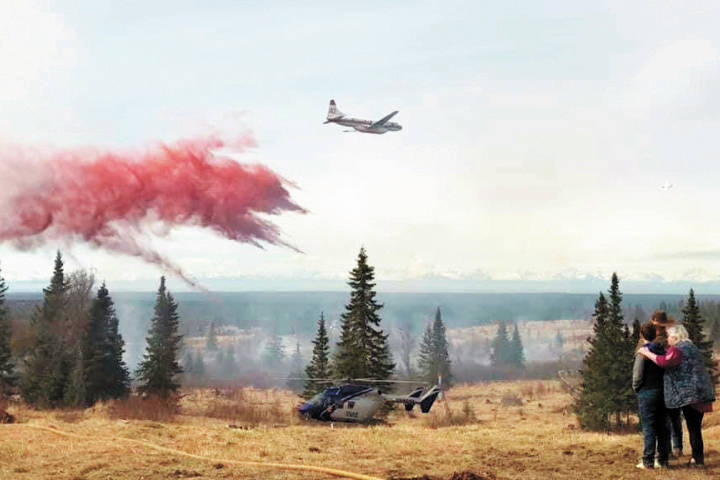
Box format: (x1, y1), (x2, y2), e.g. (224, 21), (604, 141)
(8, 423), (385, 480)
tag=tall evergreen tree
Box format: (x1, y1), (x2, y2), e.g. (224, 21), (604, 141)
(136, 277), (183, 397)
(20, 252), (71, 407)
(334, 248), (394, 380)
(509, 323), (525, 369)
(417, 323), (435, 379)
(99, 284), (130, 399)
(417, 307), (452, 385)
(304, 313), (331, 398)
(682, 289), (718, 385)
(490, 321), (511, 368)
(0, 267), (18, 395)
(575, 292), (614, 430)
(606, 273), (635, 423)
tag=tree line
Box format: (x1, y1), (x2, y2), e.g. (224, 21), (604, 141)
(0, 252), (185, 405)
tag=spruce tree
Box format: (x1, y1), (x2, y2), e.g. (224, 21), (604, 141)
(509, 323), (525, 369)
(490, 321), (511, 368)
(100, 284), (130, 399)
(575, 292), (614, 430)
(136, 277), (183, 397)
(303, 313), (331, 398)
(20, 252), (71, 407)
(417, 323), (435, 380)
(0, 267), (18, 396)
(606, 273), (634, 424)
(334, 248), (394, 380)
(682, 289), (718, 385)
(417, 307), (452, 385)
(431, 307), (452, 385)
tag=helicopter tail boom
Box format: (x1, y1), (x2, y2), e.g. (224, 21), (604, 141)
(384, 385), (441, 413)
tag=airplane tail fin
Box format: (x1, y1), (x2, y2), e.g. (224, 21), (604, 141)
(326, 99), (345, 121)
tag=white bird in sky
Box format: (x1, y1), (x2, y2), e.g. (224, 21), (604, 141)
(660, 181), (673, 191)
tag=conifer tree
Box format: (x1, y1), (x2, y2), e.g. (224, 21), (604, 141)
(553, 330), (564, 356)
(606, 273), (635, 423)
(417, 323), (435, 379)
(575, 292), (614, 430)
(0, 267), (18, 396)
(509, 323), (525, 369)
(417, 307), (452, 384)
(682, 289), (718, 385)
(490, 321), (511, 368)
(20, 252), (71, 407)
(334, 248), (394, 380)
(136, 277), (183, 397)
(304, 313), (331, 398)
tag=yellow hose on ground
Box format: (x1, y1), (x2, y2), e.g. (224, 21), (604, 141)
(8, 424), (385, 480)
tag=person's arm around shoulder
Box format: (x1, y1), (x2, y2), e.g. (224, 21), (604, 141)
(638, 345), (683, 368)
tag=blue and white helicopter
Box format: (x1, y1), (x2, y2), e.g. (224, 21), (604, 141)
(296, 379), (442, 423)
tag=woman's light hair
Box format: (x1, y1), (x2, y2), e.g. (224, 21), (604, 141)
(668, 325), (690, 343)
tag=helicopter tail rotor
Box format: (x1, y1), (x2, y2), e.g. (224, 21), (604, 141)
(419, 386), (441, 413)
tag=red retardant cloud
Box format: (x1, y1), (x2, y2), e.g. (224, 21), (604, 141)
(0, 135), (305, 288)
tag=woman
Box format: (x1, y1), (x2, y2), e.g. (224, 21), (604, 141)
(650, 311), (682, 457)
(638, 324), (716, 467)
(632, 322), (669, 469)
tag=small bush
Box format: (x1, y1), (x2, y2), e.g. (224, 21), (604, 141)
(108, 394), (179, 422)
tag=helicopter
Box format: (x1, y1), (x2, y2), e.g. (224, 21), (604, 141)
(296, 379), (442, 422)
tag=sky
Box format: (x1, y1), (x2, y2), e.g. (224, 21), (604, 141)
(2, 1), (720, 293)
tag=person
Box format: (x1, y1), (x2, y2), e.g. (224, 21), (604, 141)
(638, 324), (716, 467)
(650, 310), (683, 457)
(632, 322), (669, 469)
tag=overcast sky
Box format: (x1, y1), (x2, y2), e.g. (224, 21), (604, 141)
(2, 1), (720, 292)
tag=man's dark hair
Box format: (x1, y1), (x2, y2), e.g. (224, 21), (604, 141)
(640, 322), (656, 341)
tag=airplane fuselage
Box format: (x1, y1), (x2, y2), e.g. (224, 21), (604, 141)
(327, 117), (402, 134)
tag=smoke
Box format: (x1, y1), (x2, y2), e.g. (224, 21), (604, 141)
(0, 134), (305, 288)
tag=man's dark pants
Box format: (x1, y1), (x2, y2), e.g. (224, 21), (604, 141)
(638, 388), (670, 467)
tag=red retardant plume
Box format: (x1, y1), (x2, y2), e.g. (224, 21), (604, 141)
(0, 135), (305, 288)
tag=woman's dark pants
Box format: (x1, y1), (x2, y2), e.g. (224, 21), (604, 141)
(638, 388), (669, 467)
(681, 405), (705, 465)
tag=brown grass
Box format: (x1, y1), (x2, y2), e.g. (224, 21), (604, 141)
(0, 381), (718, 480)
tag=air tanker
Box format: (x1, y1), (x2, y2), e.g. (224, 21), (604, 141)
(323, 100), (402, 134)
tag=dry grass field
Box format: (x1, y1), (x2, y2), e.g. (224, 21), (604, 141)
(1, 380), (718, 480)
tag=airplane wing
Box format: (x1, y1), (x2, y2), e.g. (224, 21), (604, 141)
(369, 111), (398, 129)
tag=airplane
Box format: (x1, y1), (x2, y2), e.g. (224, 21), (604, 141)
(323, 100), (402, 134)
(297, 379), (441, 423)
(660, 181), (673, 191)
